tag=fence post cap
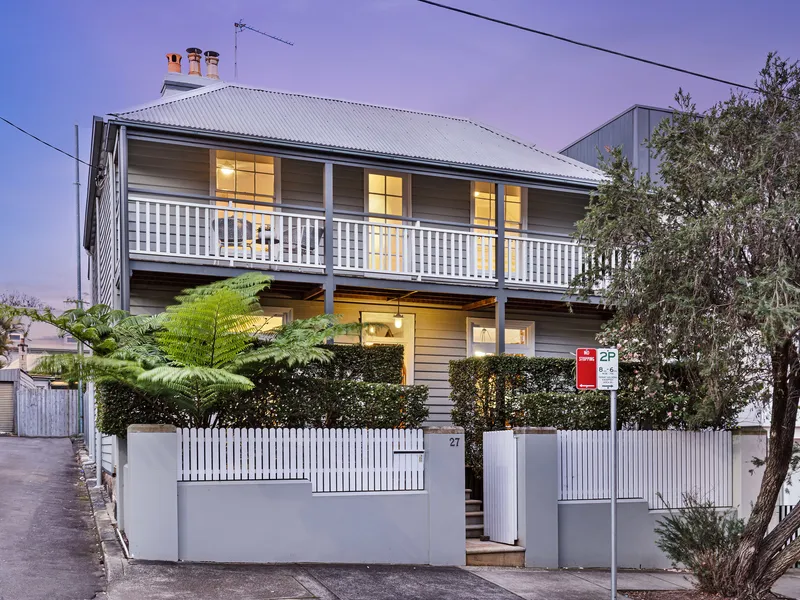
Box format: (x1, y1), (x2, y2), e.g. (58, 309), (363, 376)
(127, 424), (177, 434)
(733, 426), (768, 436)
(513, 426), (557, 435)
(422, 426), (464, 435)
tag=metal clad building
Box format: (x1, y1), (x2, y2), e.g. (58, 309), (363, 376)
(560, 105), (673, 183)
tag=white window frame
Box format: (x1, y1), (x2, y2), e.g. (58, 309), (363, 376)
(209, 149), (282, 205)
(361, 311), (415, 384)
(255, 307), (293, 334)
(364, 169), (412, 218)
(470, 181), (528, 231)
(466, 317), (535, 357)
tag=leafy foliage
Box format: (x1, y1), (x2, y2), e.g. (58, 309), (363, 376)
(655, 495), (744, 595)
(449, 355), (723, 470)
(570, 55), (800, 597)
(16, 274), (365, 427)
(96, 380), (192, 438)
(96, 345), (425, 436)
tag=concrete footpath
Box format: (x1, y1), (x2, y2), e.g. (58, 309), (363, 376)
(102, 561), (800, 600)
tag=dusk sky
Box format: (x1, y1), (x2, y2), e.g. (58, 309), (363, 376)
(1, 0), (798, 306)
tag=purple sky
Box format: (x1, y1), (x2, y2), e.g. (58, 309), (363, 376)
(0, 0), (797, 306)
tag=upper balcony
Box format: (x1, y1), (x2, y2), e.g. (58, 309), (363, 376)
(107, 138), (599, 298)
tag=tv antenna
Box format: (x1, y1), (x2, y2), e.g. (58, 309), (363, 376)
(234, 20), (294, 80)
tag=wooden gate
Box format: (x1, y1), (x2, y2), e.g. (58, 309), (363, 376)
(17, 389), (81, 437)
(483, 430), (518, 545)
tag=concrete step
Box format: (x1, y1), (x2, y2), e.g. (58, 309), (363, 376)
(466, 524), (484, 539)
(466, 540), (525, 567)
(465, 499), (482, 512)
(465, 511), (484, 526)
(465, 488), (472, 501)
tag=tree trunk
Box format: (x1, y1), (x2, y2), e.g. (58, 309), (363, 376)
(732, 341), (800, 599)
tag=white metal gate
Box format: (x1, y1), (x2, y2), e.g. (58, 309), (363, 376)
(483, 430), (518, 545)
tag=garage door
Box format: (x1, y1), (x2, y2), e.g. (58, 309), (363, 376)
(0, 383), (14, 432)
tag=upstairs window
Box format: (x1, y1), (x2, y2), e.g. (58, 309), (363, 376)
(472, 182), (527, 272)
(214, 151), (278, 209)
(472, 182), (525, 232)
(365, 171), (409, 271)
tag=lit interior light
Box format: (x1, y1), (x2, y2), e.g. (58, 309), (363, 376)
(220, 167), (235, 176)
(393, 298), (403, 329)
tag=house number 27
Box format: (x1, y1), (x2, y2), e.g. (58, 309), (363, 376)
(449, 437), (460, 447)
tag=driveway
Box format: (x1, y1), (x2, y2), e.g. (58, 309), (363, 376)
(0, 437), (104, 600)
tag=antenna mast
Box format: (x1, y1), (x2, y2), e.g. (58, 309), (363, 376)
(234, 19), (294, 80)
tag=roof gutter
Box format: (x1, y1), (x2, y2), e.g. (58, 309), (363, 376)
(108, 117), (602, 191)
(82, 116), (106, 250)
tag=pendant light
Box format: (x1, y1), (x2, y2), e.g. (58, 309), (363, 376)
(393, 298), (403, 329)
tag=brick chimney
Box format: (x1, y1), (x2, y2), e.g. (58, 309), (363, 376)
(186, 48), (202, 76)
(166, 52), (182, 73)
(18, 337), (28, 372)
(204, 50), (220, 80)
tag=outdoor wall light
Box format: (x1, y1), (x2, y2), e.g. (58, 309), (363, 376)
(394, 299), (403, 329)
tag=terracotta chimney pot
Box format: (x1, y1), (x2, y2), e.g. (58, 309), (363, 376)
(166, 52), (182, 73)
(186, 47), (202, 76)
(204, 50), (220, 80)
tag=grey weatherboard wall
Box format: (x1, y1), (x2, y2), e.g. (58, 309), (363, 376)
(560, 105), (673, 183)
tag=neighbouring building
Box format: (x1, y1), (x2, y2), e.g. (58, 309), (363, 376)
(83, 48), (611, 425)
(560, 104), (673, 182)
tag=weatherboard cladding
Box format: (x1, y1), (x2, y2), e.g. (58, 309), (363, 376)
(113, 84), (603, 184)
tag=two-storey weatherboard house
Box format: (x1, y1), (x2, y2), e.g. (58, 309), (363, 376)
(83, 51), (608, 424)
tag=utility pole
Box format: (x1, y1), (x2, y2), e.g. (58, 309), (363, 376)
(74, 124), (84, 435)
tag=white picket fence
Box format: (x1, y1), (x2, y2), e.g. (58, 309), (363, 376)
(16, 389), (82, 437)
(177, 427), (425, 493)
(557, 430), (732, 510)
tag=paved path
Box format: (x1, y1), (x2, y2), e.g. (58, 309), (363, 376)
(0, 437), (104, 600)
(106, 561), (800, 599)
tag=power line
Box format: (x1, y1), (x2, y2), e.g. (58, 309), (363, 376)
(0, 116), (97, 169)
(415, 0), (761, 93)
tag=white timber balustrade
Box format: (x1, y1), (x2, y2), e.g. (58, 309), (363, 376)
(176, 427), (425, 493)
(334, 218), (497, 282)
(130, 196), (325, 269)
(128, 194), (623, 291)
(557, 430), (733, 509)
(504, 236), (585, 288)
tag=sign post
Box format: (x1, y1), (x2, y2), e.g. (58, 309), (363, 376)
(577, 348), (619, 600)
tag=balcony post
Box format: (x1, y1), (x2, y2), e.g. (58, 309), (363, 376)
(495, 183), (505, 355)
(323, 162), (335, 317)
(119, 126), (130, 312)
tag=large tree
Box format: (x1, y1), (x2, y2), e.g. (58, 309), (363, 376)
(573, 54), (800, 599)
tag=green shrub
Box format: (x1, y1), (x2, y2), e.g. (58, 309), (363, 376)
(96, 380), (192, 438)
(217, 378), (428, 429)
(450, 355), (720, 470)
(298, 344), (404, 384)
(96, 345), (425, 435)
(655, 494), (742, 594)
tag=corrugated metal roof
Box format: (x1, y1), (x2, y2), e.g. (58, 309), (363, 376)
(112, 83), (603, 184)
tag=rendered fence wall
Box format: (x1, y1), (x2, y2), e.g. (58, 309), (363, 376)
(16, 389), (81, 437)
(176, 427), (424, 492)
(558, 430), (732, 509)
(124, 426), (464, 565)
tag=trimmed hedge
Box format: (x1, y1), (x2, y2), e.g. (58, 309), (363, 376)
(96, 344), (426, 436)
(450, 355), (713, 470)
(217, 379), (428, 429)
(96, 380), (192, 438)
